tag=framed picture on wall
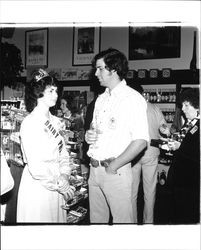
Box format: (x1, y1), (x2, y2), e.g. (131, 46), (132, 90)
(63, 86), (91, 108)
(25, 28), (48, 68)
(72, 26), (100, 66)
(129, 26), (181, 60)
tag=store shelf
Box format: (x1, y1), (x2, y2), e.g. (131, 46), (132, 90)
(8, 158), (24, 168)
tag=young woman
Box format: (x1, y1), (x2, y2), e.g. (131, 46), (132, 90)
(60, 97), (72, 119)
(17, 69), (75, 223)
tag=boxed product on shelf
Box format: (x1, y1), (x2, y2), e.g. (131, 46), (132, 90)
(10, 132), (20, 144)
(69, 206), (87, 218)
(14, 152), (24, 165)
(61, 187), (88, 209)
(70, 175), (84, 191)
(66, 206), (88, 223)
(66, 206), (87, 223)
(66, 214), (80, 223)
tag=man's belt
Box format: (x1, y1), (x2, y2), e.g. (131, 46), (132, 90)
(90, 157), (115, 168)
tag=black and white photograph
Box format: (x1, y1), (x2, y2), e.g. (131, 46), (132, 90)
(25, 28), (48, 68)
(0, 1), (200, 250)
(73, 26), (100, 65)
(129, 26), (181, 60)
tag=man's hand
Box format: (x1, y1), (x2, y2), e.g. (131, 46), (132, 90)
(85, 129), (98, 144)
(105, 160), (117, 175)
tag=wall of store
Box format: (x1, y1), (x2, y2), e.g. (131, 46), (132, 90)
(3, 26), (198, 71)
(1, 25), (198, 99)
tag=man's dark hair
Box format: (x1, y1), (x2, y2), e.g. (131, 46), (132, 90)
(92, 48), (129, 80)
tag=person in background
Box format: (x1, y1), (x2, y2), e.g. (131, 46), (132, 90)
(70, 106), (85, 132)
(60, 96), (73, 129)
(131, 84), (170, 224)
(85, 48), (149, 223)
(60, 96), (72, 119)
(17, 69), (75, 223)
(1, 148), (14, 223)
(170, 106), (187, 134)
(56, 108), (63, 118)
(166, 88), (200, 224)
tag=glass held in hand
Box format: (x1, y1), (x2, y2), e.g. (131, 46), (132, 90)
(164, 136), (175, 156)
(160, 123), (170, 137)
(88, 122), (102, 148)
(90, 121), (103, 134)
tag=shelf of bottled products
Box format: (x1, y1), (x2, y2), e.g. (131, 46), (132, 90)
(142, 84), (176, 125)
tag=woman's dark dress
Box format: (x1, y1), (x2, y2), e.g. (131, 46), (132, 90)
(167, 119), (200, 224)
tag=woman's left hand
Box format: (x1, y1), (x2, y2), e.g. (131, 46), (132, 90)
(62, 186), (76, 201)
(57, 174), (75, 198)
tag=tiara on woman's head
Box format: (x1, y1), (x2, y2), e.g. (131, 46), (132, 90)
(34, 68), (49, 82)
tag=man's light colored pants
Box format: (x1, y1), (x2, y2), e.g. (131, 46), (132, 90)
(88, 163), (134, 223)
(132, 156), (158, 224)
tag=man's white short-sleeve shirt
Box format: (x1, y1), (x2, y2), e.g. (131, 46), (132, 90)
(88, 80), (149, 160)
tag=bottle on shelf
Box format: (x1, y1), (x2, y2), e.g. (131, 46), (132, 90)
(159, 170), (167, 186)
(190, 30), (197, 71)
(169, 89), (173, 102)
(161, 90), (165, 102)
(150, 90), (154, 102)
(153, 89), (157, 102)
(146, 91), (150, 102)
(156, 89), (162, 102)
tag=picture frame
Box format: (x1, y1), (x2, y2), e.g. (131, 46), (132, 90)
(25, 28), (48, 68)
(149, 69), (159, 78)
(63, 86), (91, 108)
(72, 26), (100, 66)
(129, 26), (180, 60)
(162, 68), (172, 78)
(126, 70), (134, 79)
(138, 69), (147, 78)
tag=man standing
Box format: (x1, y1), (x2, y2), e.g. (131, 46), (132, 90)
(85, 48), (149, 223)
(131, 84), (170, 224)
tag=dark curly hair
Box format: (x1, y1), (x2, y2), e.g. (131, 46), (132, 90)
(92, 48), (129, 80)
(180, 88), (199, 109)
(25, 69), (57, 113)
